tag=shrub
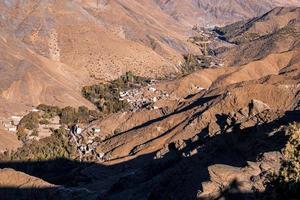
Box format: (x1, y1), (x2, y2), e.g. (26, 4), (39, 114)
(16, 128), (27, 142)
(37, 104), (61, 118)
(60, 106), (78, 126)
(39, 119), (50, 125)
(279, 123), (300, 188)
(16, 112), (40, 142)
(181, 54), (210, 75)
(264, 123), (300, 199)
(10, 128), (75, 161)
(89, 110), (102, 121)
(77, 106), (90, 123)
(18, 112), (40, 130)
(30, 129), (39, 137)
(82, 72), (148, 114)
(113, 128), (122, 135)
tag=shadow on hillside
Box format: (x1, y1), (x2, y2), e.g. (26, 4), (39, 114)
(111, 95), (218, 138)
(0, 110), (299, 200)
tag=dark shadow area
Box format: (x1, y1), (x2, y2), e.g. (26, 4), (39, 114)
(0, 110), (299, 200)
(0, 187), (99, 200)
(197, 178), (300, 200)
(109, 95), (218, 139)
(0, 158), (92, 187)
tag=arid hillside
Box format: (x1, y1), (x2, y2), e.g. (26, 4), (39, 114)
(0, 0), (178, 117)
(0, 6), (299, 200)
(1, 0), (299, 117)
(0, 0), (177, 79)
(0, 31), (95, 112)
(155, 0), (300, 27)
(217, 7), (300, 66)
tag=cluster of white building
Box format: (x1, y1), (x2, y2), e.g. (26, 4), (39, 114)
(119, 85), (169, 112)
(70, 124), (104, 161)
(1, 115), (22, 133)
(0, 108), (41, 133)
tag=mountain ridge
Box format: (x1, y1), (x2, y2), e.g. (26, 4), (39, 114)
(0, 3), (300, 199)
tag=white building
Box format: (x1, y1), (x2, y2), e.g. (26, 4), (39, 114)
(8, 127), (17, 132)
(149, 87), (156, 92)
(98, 152), (105, 159)
(119, 91), (128, 98)
(11, 116), (22, 125)
(93, 128), (101, 133)
(76, 127), (82, 134)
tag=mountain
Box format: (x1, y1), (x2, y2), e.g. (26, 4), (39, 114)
(0, 6), (299, 200)
(1, 0), (300, 117)
(0, 168), (98, 200)
(69, 7), (300, 199)
(155, 0), (300, 27)
(0, 0), (179, 116)
(217, 7), (300, 66)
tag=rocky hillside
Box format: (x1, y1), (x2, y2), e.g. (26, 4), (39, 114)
(1, 0), (300, 118)
(216, 7), (300, 66)
(155, 0), (300, 27)
(0, 168), (98, 200)
(0, 0), (175, 119)
(0, 6), (299, 200)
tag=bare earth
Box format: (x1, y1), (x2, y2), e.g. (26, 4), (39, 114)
(0, 3), (300, 200)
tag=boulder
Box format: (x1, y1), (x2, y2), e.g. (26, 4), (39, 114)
(249, 99), (271, 115)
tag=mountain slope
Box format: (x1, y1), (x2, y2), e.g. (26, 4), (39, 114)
(0, 0), (179, 116)
(155, 0), (300, 27)
(0, 0), (176, 80)
(0, 31), (95, 113)
(1, 5), (300, 200)
(78, 7), (300, 199)
(0, 168), (98, 200)
(217, 7), (300, 66)
(1, 1), (300, 116)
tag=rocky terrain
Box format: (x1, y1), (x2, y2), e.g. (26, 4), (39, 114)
(155, 0), (300, 27)
(1, 0), (300, 118)
(0, 2), (300, 200)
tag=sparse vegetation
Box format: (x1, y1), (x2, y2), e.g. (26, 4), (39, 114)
(276, 25), (297, 36)
(39, 119), (50, 125)
(37, 104), (61, 119)
(60, 106), (78, 126)
(30, 129), (39, 137)
(16, 105), (100, 142)
(180, 54), (212, 75)
(10, 128), (75, 161)
(82, 71), (150, 113)
(232, 32), (260, 44)
(280, 123), (300, 183)
(264, 123), (300, 199)
(213, 20), (262, 44)
(16, 112), (40, 142)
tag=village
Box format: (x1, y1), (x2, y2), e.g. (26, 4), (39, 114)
(0, 115), (22, 133)
(0, 72), (207, 162)
(68, 123), (104, 162)
(0, 108), (40, 134)
(119, 82), (170, 112)
(187, 25), (225, 68)
(0, 74), (204, 162)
